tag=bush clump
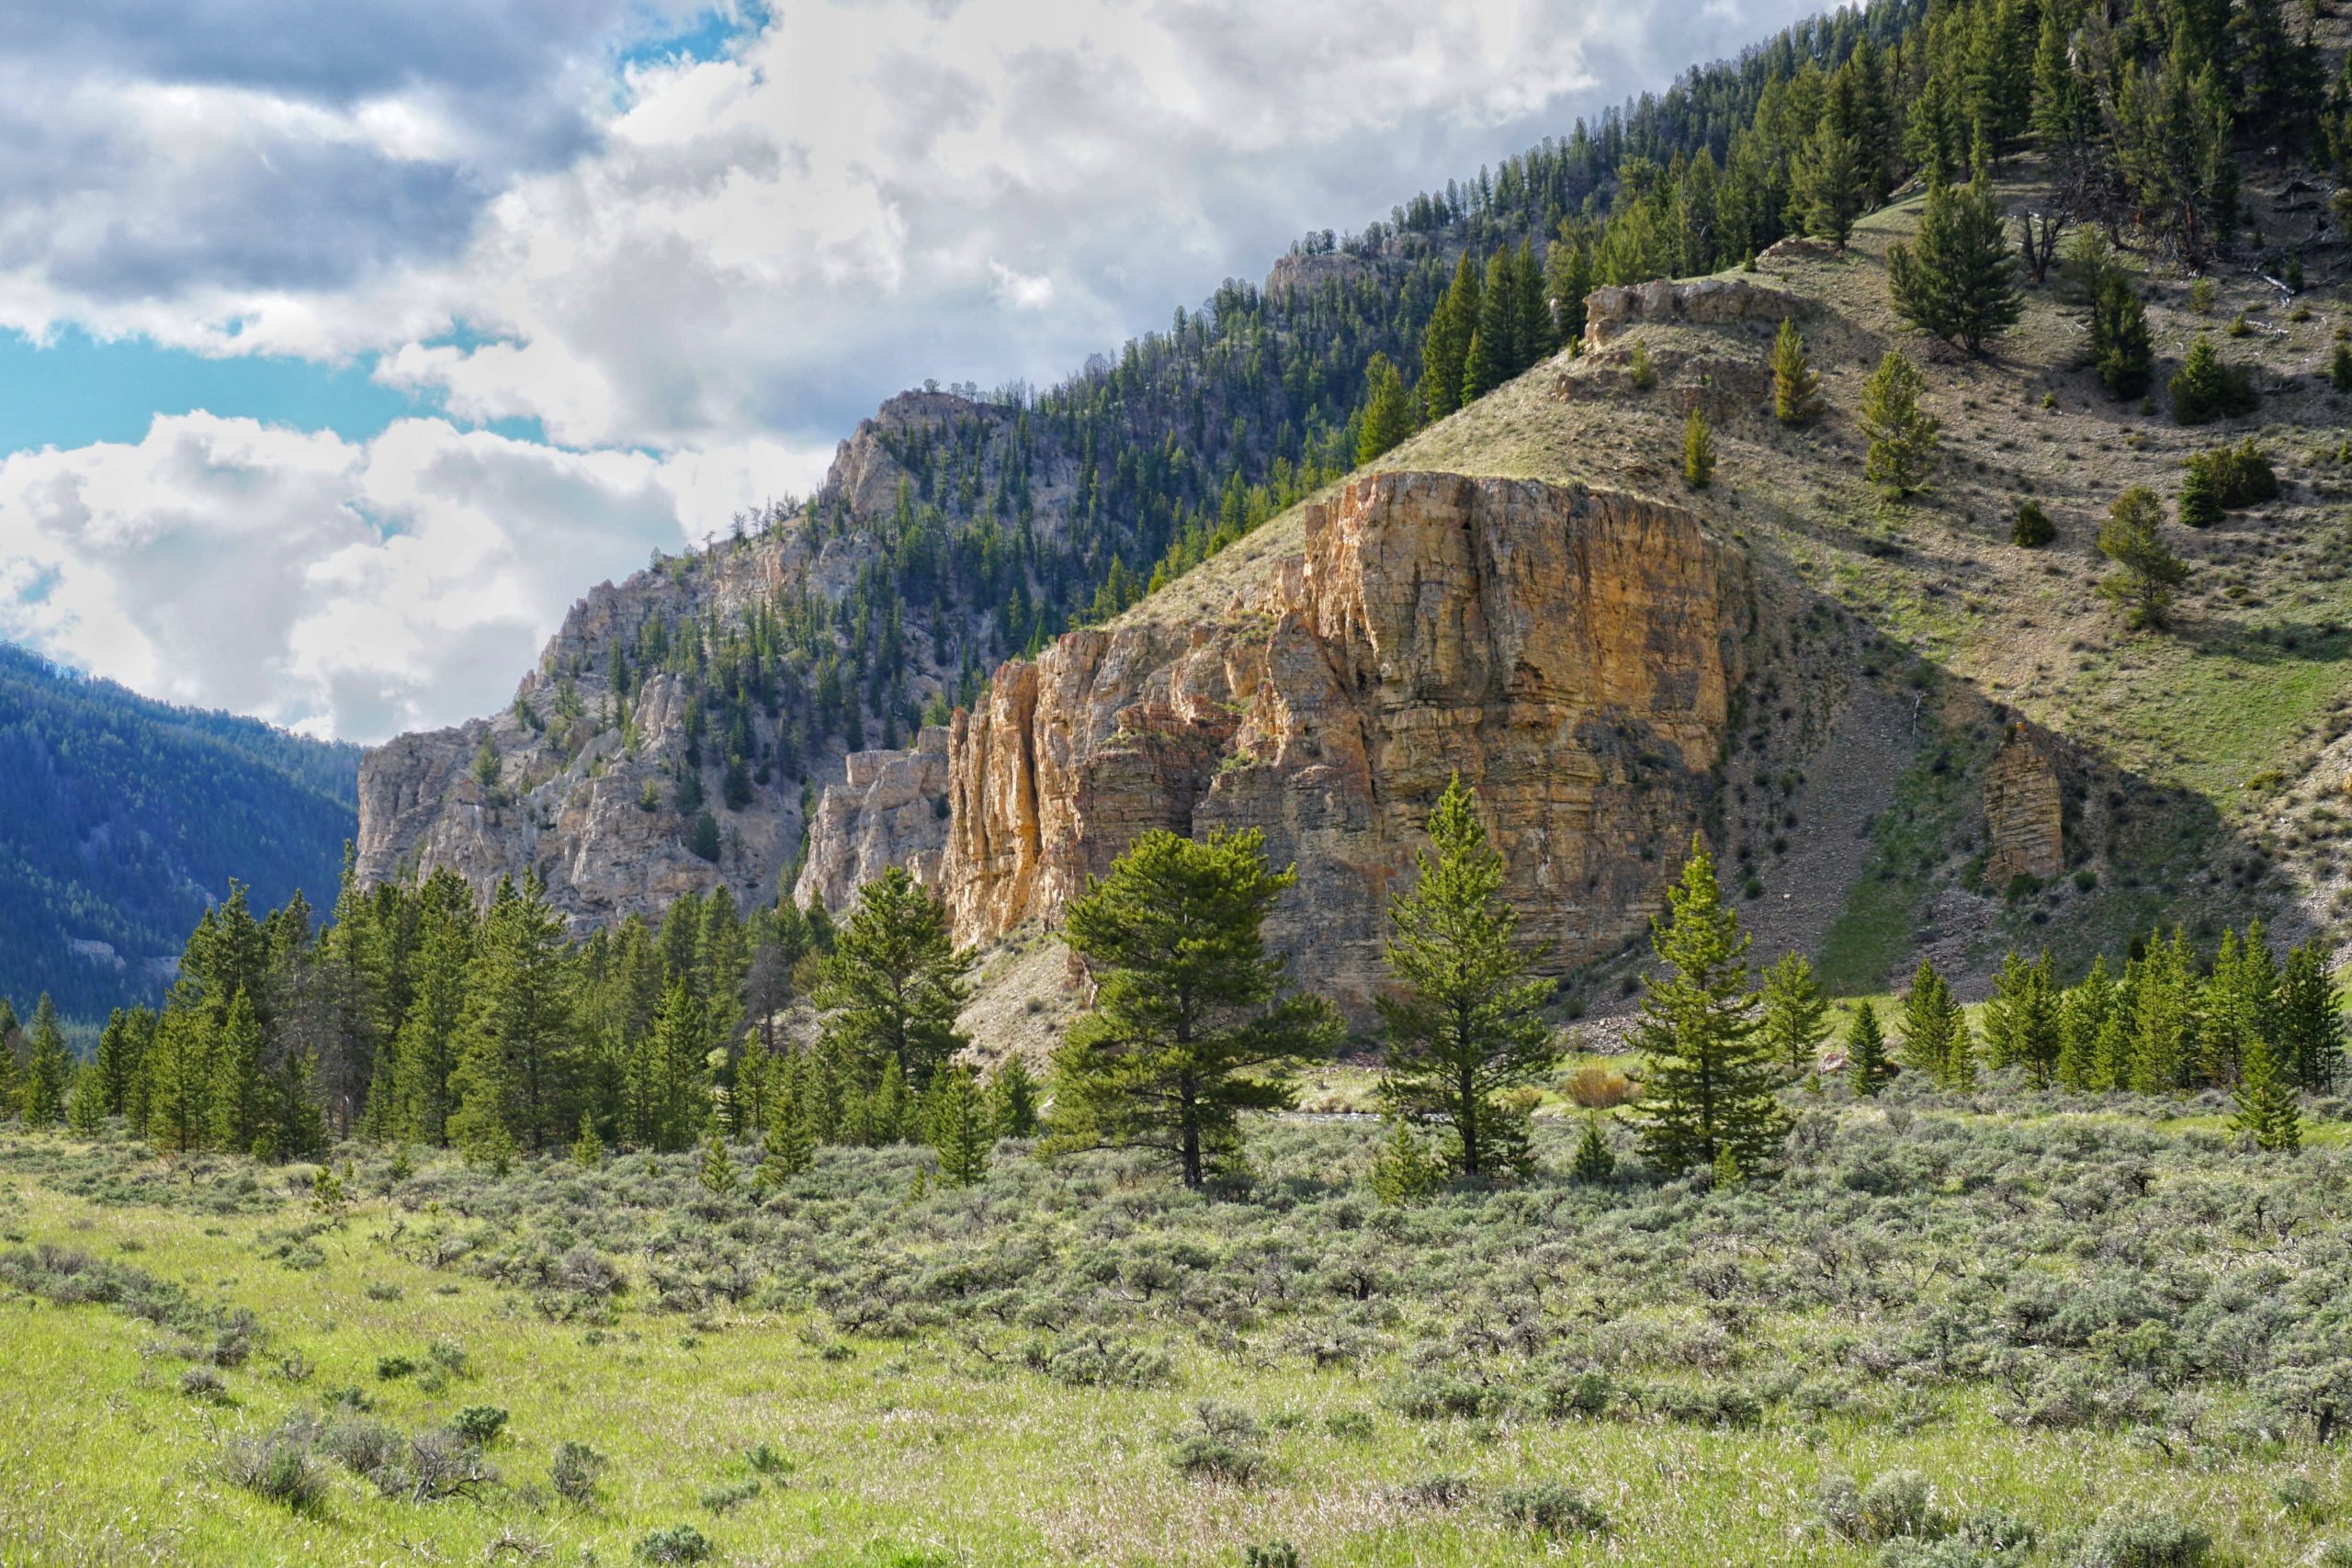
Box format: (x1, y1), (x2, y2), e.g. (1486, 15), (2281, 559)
(2012, 500), (2056, 547)
(2069, 1506), (2210, 1568)
(633, 1524), (713, 1564)
(551, 1440), (607, 1506)
(221, 1432), (328, 1514)
(1497, 1481), (1608, 1535)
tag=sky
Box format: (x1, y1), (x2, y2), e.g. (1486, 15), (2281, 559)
(0, 0), (1824, 744)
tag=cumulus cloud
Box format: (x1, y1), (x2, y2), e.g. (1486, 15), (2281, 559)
(0, 0), (1823, 738)
(0, 413), (821, 741)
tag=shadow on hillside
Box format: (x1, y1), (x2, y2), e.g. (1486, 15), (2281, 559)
(2170, 613), (2351, 665)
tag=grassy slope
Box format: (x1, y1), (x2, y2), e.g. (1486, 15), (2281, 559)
(1120, 167), (2352, 1000)
(6, 1116), (2351, 1567)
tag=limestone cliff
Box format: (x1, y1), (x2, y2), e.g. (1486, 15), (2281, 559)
(791, 728), (953, 912)
(934, 472), (1748, 1012)
(1984, 728), (2066, 887)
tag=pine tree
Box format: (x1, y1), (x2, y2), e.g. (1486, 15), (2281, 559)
(1368, 1113), (1447, 1203)
(1861, 351), (1941, 499)
(988, 1055), (1041, 1139)
(1770, 320), (1824, 425)
(1795, 126), (1870, 245)
(0, 998), (19, 1118)
(1889, 173), (2023, 353)
(812, 866), (974, 1092)
(65, 1061), (104, 1135)
(2233, 1035), (2301, 1153)
(1570, 1114), (1616, 1182)
(19, 995), (71, 1128)
(2098, 486), (2189, 630)
(1419, 254), (1480, 422)
(925, 1066), (992, 1187)
(2168, 335), (2257, 424)
(1049, 828), (1341, 1189)
(1760, 953), (1831, 1073)
(1847, 1001), (1894, 1097)
(1632, 839), (1786, 1176)
(761, 1092), (815, 1181)
(143, 1010), (211, 1155)
(450, 874), (579, 1152)
(2090, 269), (2154, 399)
(570, 1112), (604, 1168)
(207, 989), (264, 1155)
(696, 1128), (737, 1196)
(1376, 776), (1557, 1180)
(1459, 326), (1497, 406)
(1898, 960), (1970, 1088)
(2332, 340), (2352, 394)
(1355, 353), (1415, 466)
(2056, 956), (2117, 1090)
(1682, 406), (1716, 490)
(91, 1009), (143, 1118)
(2177, 457), (2225, 527)
(2276, 941), (2344, 1092)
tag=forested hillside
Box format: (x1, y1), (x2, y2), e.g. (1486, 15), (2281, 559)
(0, 643), (358, 1024)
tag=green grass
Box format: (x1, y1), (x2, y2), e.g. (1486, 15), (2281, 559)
(6, 1103), (2352, 1566)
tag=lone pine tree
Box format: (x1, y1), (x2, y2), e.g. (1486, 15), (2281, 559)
(1633, 839), (1787, 1176)
(1376, 775), (1557, 1181)
(1049, 828), (1340, 1189)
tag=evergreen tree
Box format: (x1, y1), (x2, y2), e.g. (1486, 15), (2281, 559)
(66, 1062), (106, 1135)
(2098, 486), (2189, 630)
(1632, 840), (1786, 1176)
(391, 892), (471, 1146)
(2233, 1035), (2301, 1153)
(1570, 1114), (1616, 1182)
(2090, 269), (2154, 399)
(696, 1128), (737, 1195)
(0, 998), (18, 1117)
(988, 1055), (1041, 1140)
(2168, 335), (2257, 424)
(207, 989), (265, 1156)
(925, 1066), (993, 1187)
(2177, 459), (2223, 528)
(570, 1111), (604, 1168)
(1770, 320), (1824, 425)
(812, 866), (974, 1091)
(1459, 326), (1498, 406)
(1794, 126), (1870, 245)
(449, 875), (578, 1152)
(90, 1009), (144, 1117)
(758, 1092), (815, 1183)
(1760, 953), (1831, 1073)
(1898, 960), (1970, 1087)
(19, 994), (70, 1128)
(1847, 1001), (1894, 1097)
(2056, 955), (2117, 1090)
(1377, 776), (1557, 1180)
(1355, 353), (1415, 466)
(1889, 173), (2023, 353)
(1420, 254), (1480, 423)
(1049, 829), (1341, 1189)
(1682, 406), (1716, 490)
(2276, 942), (2344, 1092)
(144, 1010), (211, 1155)
(1861, 351), (1942, 499)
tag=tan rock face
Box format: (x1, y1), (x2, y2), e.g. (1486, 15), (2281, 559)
(1984, 729), (2065, 886)
(1582, 276), (1804, 350)
(938, 472), (1749, 1014)
(793, 728), (953, 912)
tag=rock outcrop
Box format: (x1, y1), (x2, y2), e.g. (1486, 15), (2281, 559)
(936, 472), (1748, 1013)
(793, 729), (953, 912)
(1582, 276), (1804, 350)
(1984, 728), (2065, 886)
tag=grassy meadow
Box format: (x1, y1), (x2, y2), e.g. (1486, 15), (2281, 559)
(5, 1081), (2352, 1568)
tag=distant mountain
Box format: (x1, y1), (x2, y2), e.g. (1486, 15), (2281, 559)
(0, 643), (360, 1022)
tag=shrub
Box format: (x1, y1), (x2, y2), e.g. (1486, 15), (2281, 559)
(221, 1433), (328, 1514)
(319, 1416), (403, 1478)
(2168, 338), (2256, 424)
(450, 1404), (508, 1446)
(1243, 1544), (1301, 1568)
(1859, 1470), (1938, 1541)
(2182, 439), (2278, 511)
(1562, 1063), (1635, 1108)
(551, 1440), (607, 1506)
(745, 1442), (793, 1475)
(376, 1355), (416, 1382)
(634, 1525), (714, 1565)
(178, 1365), (227, 1401)
(1497, 1481), (1608, 1535)
(2012, 501), (2056, 547)
(699, 1479), (760, 1513)
(2069, 1506), (2211, 1567)
(1169, 1403), (1265, 1483)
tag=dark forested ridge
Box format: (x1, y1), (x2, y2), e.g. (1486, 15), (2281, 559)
(0, 642), (359, 1025)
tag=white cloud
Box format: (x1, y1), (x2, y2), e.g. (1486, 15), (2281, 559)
(0, 0), (1826, 739)
(0, 413), (819, 742)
